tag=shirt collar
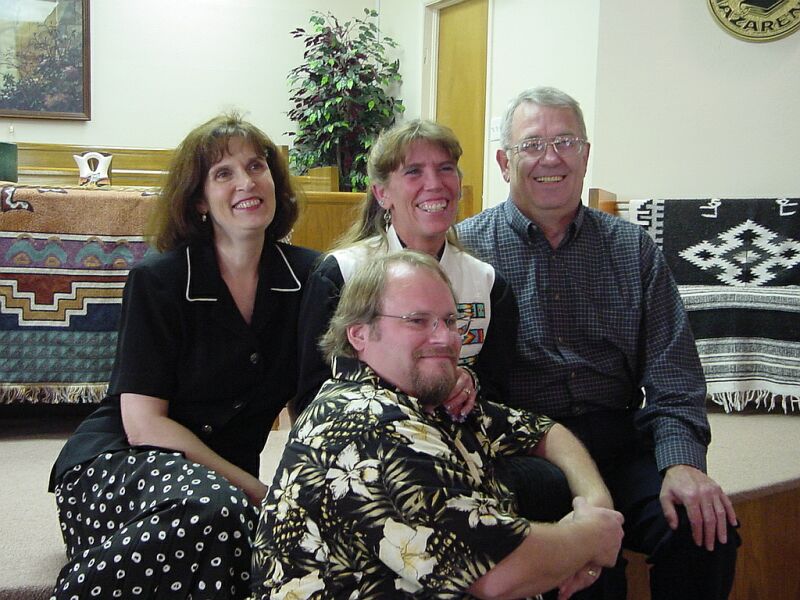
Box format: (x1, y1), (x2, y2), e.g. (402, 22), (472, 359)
(388, 224), (448, 261)
(331, 356), (429, 414)
(331, 356), (390, 389)
(503, 198), (586, 246)
(184, 241), (303, 303)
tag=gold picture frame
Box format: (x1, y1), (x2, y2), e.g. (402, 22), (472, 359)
(0, 0), (90, 120)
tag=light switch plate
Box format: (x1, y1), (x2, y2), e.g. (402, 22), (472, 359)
(489, 117), (501, 142)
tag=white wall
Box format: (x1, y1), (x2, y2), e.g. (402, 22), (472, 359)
(376, 0), (425, 122)
(484, 0), (600, 207)
(0, 0), (372, 148)
(593, 0), (800, 199)
(3, 0), (797, 202)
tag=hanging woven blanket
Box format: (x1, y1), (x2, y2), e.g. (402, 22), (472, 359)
(628, 197), (800, 413)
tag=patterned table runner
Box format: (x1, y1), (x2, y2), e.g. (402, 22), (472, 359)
(0, 183), (158, 403)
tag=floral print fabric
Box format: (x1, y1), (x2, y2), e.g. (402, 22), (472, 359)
(251, 357), (554, 599)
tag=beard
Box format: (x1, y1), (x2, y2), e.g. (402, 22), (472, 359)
(410, 353), (458, 408)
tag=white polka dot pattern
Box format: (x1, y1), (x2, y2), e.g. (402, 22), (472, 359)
(51, 449), (256, 599)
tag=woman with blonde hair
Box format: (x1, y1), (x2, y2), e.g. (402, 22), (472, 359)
(295, 119), (517, 419)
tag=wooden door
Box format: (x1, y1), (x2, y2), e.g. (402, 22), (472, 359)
(435, 0), (488, 220)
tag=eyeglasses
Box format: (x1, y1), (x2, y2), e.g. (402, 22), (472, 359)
(375, 311), (471, 337)
(508, 135), (587, 159)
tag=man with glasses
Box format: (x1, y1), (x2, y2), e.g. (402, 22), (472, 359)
(456, 87), (739, 599)
(251, 250), (624, 599)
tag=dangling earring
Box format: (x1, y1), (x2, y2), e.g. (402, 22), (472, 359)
(201, 213), (207, 223)
(383, 209), (392, 231)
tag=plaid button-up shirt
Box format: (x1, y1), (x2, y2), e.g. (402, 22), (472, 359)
(457, 200), (710, 472)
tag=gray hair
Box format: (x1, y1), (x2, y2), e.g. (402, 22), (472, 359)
(318, 250), (456, 364)
(500, 87), (587, 149)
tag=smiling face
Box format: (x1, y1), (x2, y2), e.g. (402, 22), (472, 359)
(347, 263), (461, 407)
(372, 140), (461, 255)
(197, 137), (276, 244)
(498, 103), (590, 225)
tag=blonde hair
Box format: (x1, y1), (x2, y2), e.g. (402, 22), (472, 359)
(319, 250), (456, 363)
(331, 119), (464, 252)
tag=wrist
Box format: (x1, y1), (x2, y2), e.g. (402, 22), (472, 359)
(585, 493), (614, 511)
(461, 365), (481, 396)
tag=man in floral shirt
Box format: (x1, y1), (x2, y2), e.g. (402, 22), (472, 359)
(251, 251), (623, 599)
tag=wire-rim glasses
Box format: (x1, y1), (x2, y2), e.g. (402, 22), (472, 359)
(508, 135), (586, 159)
(375, 311), (471, 337)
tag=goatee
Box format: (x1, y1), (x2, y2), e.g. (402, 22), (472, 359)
(412, 369), (456, 408)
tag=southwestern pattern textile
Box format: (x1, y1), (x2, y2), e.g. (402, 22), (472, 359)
(629, 197), (800, 413)
(0, 183), (157, 403)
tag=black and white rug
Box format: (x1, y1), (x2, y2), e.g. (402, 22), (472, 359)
(629, 197), (800, 412)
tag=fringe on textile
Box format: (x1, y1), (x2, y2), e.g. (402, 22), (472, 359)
(710, 391), (800, 414)
(0, 384), (108, 404)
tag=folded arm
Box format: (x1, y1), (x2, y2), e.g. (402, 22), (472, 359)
(531, 423), (613, 509)
(468, 497), (623, 600)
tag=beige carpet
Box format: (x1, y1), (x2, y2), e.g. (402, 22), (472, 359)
(0, 411), (288, 599)
(1, 409), (797, 599)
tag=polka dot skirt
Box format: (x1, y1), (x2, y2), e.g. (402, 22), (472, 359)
(51, 448), (257, 599)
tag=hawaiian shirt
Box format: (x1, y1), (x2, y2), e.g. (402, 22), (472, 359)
(250, 357), (555, 599)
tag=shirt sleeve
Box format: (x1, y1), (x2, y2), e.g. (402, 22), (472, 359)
(473, 270), (519, 405)
(294, 256), (345, 416)
(107, 261), (182, 399)
(632, 231), (710, 472)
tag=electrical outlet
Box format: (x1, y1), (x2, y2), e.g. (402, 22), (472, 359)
(489, 117), (501, 142)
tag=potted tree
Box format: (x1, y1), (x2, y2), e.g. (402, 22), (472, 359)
(287, 9), (404, 192)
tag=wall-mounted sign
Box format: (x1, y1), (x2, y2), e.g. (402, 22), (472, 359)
(708, 0), (800, 41)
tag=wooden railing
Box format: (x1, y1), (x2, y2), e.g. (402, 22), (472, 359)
(13, 142), (344, 193)
(10, 142), (482, 254)
(16, 142), (173, 187)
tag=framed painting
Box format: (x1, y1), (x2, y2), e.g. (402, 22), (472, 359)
(0, 0), (90, 120)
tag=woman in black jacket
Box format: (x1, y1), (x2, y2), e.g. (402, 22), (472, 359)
(49, 113), (318, 599)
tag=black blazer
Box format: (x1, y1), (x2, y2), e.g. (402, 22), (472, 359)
(50, 241), (319, 489)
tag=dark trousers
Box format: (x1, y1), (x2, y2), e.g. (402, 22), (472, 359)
(495, 411), (739, 600)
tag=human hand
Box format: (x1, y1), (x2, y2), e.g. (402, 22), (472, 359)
(660, 464), (737, 551)
(442, 367), (476, 422)
(570, 496), (624, 567)
(553, 497), (621, 599)
(245, 480), (269, 509)
(556, 563), (602, 600)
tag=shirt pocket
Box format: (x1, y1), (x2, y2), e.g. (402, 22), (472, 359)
(573, 266), (639, 345)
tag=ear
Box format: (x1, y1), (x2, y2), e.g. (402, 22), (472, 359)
(347, 323), (369, 353)
(581, 142), (591, 169)
(372, 183), (391, 210)
(496, 148), (510, 183)
(196, 198), (209, 215)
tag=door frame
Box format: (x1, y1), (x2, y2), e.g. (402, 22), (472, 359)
(421, 0), (494, 211)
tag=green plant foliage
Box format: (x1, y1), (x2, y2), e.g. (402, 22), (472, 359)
(287, 9), (404, 191)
